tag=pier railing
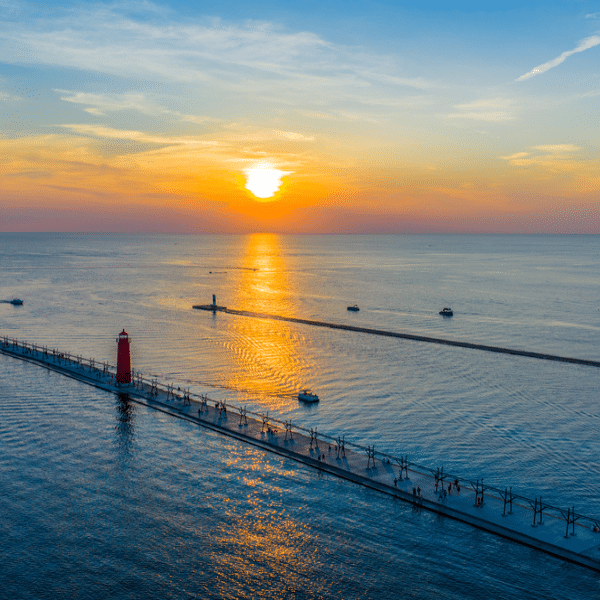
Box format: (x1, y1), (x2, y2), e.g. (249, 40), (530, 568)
(2, 335), (597, 536)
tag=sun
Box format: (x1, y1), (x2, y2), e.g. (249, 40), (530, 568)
(244, 163), (290, 200)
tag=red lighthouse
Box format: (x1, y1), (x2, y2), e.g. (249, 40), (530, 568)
(116, 329), (131, 384)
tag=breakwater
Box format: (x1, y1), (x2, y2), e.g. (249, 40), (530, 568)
(2, 335), (600, 572)
(193, 305), (600, 368)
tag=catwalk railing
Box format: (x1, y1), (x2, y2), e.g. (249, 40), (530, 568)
(2, 335), (597, 537)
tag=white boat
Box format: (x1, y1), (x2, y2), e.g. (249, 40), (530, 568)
(298, 389), (319, 403)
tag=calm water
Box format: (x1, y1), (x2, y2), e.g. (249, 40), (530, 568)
(1, 233), (599, 598)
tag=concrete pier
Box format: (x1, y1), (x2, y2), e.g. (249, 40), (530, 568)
(2, 335), (600, 572)
(192, 305), (600, 368)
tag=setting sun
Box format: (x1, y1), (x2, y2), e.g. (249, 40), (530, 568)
(244, 163), (290, 200)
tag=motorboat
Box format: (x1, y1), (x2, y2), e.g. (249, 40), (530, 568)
(347, 305), (360, 312)
(298, 389), (319, 403)
(439, 307), (453, 316)
(9, 299), (24, 305)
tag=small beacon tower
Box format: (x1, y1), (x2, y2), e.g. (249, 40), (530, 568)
(116, 329), (131, 384)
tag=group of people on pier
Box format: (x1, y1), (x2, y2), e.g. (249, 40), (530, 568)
(434, 477), (461, 501)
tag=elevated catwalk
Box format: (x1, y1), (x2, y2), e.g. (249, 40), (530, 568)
(2, 336), (600, 572)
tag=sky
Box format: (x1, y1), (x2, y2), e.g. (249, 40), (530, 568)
(1, 0), (599, 233)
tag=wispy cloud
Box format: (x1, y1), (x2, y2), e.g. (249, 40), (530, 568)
(357, 71), (434, 90)
(56, 91), (155, 116)
(445, 98), (515, 121)
(516, 36), (600, 81)
(500, 152), (530, 160)
(500, 144), (582, 168)
(60, 122), (315, 147)
(0, 2), (434, 113)
(446, 111), (514, 121)
(0, 90), (21, 101)
(532, 144), (581, 153)
(56, 90), (220, 124)
(499, 144), (600, 193)
(60, 124), (219, 146)
(272, 130), (315, 141)
(585, 13), (600, 19)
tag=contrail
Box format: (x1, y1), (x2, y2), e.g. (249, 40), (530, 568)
(516, 35), (600, 81)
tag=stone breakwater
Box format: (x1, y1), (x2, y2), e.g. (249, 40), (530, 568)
(192, 305), (600, 368)
(3, 335), (600, 572)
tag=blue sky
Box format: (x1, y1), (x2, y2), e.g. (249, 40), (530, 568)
(1, 0), (599, 232)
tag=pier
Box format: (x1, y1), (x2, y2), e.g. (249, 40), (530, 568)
(193, 305), (600, 368)
(2, 335), (600, 572)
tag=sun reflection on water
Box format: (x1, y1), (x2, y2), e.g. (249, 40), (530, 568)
(223, 234), (309, 408)
(233, 234), (294, 315)
(211, 507), (319, 598)
(209, 457), (322, 600)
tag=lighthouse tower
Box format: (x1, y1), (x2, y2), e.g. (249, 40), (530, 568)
(116, 329), (131, 384)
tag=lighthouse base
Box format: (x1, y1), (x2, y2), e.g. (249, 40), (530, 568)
(116, 372), (131, 384)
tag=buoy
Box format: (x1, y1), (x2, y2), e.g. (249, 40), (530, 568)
(116, 329), (131, 384)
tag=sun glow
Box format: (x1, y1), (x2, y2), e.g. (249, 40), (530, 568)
(244, 163), (290, 200)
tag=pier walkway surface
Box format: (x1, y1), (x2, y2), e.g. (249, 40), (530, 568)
(3, 336), (600, 573)
(193, 305), (600, 368)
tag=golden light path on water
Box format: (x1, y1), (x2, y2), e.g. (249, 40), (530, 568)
(224, 234), (308, 410)
(215, 237), (313, 589)
(209, 457), (319, 598)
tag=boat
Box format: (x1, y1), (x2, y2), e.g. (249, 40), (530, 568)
(347, 305), (360, 312)
(439, 307), (453, 316)
(298, 389), (319, 403)
(9, 299), (24, 305)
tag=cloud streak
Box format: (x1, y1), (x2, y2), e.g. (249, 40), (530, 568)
(55, 90), (221, 124)
(60, 124), (219, 146)
(0, 1), (434, 115)
(516, 35), (600, 81)
(499, 144), (584, 171)
(445, 98), (515, 121)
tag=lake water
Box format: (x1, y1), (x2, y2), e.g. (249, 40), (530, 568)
(1, 233), (599, 598)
